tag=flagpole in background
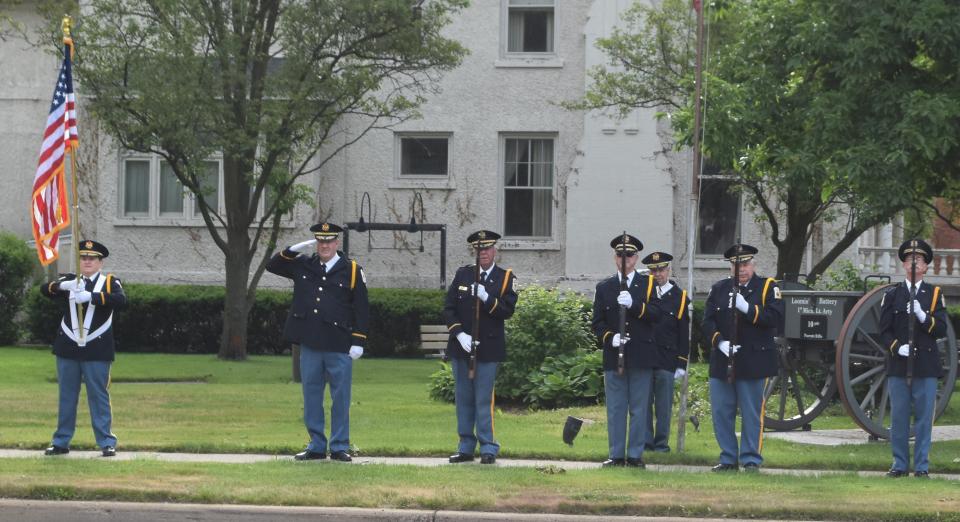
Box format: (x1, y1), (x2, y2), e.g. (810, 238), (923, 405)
(62, 15), (85, 345)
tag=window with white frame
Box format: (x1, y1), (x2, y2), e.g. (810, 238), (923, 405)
(119, 155), (222, 220)
(506, 0), (555, 54)
(503, 135), (554, 238)
(697, 161), (741, 256)
(397, 133), (450, 177)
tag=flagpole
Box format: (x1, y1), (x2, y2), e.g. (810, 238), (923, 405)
(62, 15), (85, 345)
(676, 0), (705, 453)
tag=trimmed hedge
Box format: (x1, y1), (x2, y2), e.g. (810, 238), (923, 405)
(0, 232), (36, 344)
(22, 283), (443, 356)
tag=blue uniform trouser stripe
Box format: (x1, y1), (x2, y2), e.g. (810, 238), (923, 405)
(888, 376), (937, 472)
(452, 358), (499, 456)
(300, 346), (352, 453)
(709, 377), (765, 466)
(645, 369), (675, 451)
(604, 368), (653, 460)
(53, 357), (116, 449)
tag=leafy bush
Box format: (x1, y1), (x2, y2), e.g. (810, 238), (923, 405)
(22, 282), (444, 356)
(0, 233), (37, 344)
(524, 349), (604, 409)
(427, 361), (456, 403)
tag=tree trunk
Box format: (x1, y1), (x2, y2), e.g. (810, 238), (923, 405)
(219, 241), (253, 360)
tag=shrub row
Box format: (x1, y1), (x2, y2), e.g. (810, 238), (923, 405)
(23, 284), (443, 356)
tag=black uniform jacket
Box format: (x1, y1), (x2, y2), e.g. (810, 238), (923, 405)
(651, 281), (691, 371)
(879, 281), (949, 378)
(443, 264), (518, 363)
(703, 274), (783, 380)
(592, 271), (662, 372)
(41, 272), (127, 362)
(266, 249), (369, 352)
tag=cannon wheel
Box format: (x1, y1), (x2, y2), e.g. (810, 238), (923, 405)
(836, 284), (958, 439)
(763, 338), (837, 430)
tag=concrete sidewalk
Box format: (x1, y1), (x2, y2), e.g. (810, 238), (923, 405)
(2, 448), (958, 481)
(763, 425), (960, 446)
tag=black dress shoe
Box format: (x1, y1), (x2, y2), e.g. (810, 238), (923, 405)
(885, 469), (908, 478)
(914, 471), (930, 479)
(448, 452), (474, 463)
(44, 445), (69, 456)
(711, 463), (738, 472)
(480, 453), (496, 464)
(294, 450), (326, 461)
(329, 451), (352, 462)
(101, 446), (116, 457)
(601, 458), (626, 467)
(626, 458), (646, 468)
(742, 462), (760, 472)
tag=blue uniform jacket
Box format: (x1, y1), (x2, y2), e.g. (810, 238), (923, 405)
(266, 249), (369, 352)
(703, 274), (783, 380)
(592, 272), (661, 371)
(879, 282), (948, 378)
(41, 272), (127, 362)
(443, 264), (518, 363)
(651, 281), (691, 371)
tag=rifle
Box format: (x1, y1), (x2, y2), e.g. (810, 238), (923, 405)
(617, 231), (628, 376)
(727, 243), (741, 383)
(468, 245), (481, 380)
(906, 244), (918, 386)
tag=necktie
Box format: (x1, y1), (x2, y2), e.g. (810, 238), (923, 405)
(656, 286), (662, 299)
(480, 271), (487, 282)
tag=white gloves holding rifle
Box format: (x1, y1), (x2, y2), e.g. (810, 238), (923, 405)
(456, 332), (473, 353)
(897, 344), (911, 357)
(718, 340), (740, 357)
(617, 291), (633, 308)
(733, 293), (749, 314)
(290, 239), (317, 255)
(612, 333), (629, 347)
(470, 283), (490, 303)
(908, 300), (926, 323)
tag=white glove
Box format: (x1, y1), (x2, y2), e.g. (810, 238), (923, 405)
(731, 344), (741, 355)
(456, 332), (473, 353)
(909, 300), (927, 323)
(898, 344), (911, 357)
(290, 239), (317, 254)
(617, 291), (633, 308)
(58, 279), (82, 291)
(734, 293), (750, 314)
(471, 283), (490, 303)
(674, 368), (687, 380)
(349, 345), (363, 360)
(612, 333), (630, 347)
(718, 340), (731, 357)
(72, 290), (92, 304)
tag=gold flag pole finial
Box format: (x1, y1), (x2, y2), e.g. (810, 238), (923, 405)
(62, 15), (72, 39)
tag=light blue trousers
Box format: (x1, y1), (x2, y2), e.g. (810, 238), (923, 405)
(709, 377), (765, 466)
(888, 376), (937, 473)
(451, 358), (500, 456)
(300, 346), (352, 453)
(52, 357), (116, 449)
(645, 368), (675, 451)
(604, 368), (653, 460)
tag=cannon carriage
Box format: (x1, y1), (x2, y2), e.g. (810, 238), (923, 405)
(763, 282), (958, 438)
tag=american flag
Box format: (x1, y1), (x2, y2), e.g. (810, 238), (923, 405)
(31, 38), (78, 265)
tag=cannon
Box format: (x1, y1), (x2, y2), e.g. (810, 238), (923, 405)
(763, 282), (958, 438)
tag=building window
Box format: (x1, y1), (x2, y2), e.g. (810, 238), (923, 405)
(506, 0), (555, 54)
(122, 159), (151, 216)
(503, 135), (554, 238)
(398, 134), (450, 177)
(119, 154), (223, 220)
(697, 162), (740, 256)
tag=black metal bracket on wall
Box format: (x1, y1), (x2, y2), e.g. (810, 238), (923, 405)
(342, 222), (447, 289)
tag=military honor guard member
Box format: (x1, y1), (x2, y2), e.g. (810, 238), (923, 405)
(266, 223), (369, 462)
(444, 230), (518, 465)
(641, 251), (690, 453)
(40, 240), (126, 457)
(592, 234), (659, 468)
(880, 239), (948, 478)
(702, 244), (783, 471)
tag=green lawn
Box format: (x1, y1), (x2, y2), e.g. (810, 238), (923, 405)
(3, 346), (960, 472)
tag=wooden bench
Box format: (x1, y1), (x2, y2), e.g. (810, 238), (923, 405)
(419, 325), (448, 359)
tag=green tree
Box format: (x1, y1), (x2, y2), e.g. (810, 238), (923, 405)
(572, 0), (960, 282)
(51, 0), (467, 358)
